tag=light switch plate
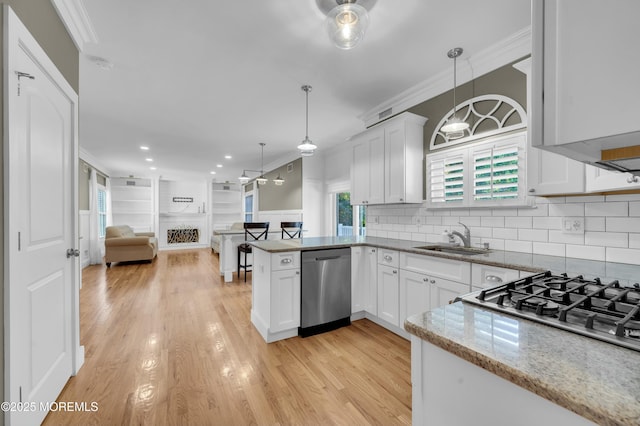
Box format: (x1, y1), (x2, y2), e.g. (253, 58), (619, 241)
(562, 217), (585, 234)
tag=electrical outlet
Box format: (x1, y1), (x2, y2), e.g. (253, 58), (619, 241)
(562, 217), (584, 234)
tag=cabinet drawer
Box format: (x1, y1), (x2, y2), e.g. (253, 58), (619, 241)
(271, 251), (300, 271)
(400, 252), (470, 284)
(378, 249), (399, 267)
(471, 264), (520, 290)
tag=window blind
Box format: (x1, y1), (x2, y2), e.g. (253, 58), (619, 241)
(428, 153), (465, 204)
(473, 143), (520, 201)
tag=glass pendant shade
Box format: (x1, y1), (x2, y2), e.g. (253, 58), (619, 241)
(441, 116), (469, 134)
(256, 176), (268, 185)
(297, 137), (317, 153)
(273, 174), (285, 185)
(238, 171), (250, 183)
(325, 3), (369, 50)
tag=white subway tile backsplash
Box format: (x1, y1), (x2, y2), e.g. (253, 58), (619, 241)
(565, 245), (606, 261)
(585, 217), (606, 232)
(482, 238), (505, 250)
(495, 209), (519, 216)
(567, 195), (605, 203)
(585, 231), (628, 248)
(630, 234), (640, 249)
(606, 194), (640, 202)
(505, 239), (532, 253)
(606, 217), (640, 233)
(549, 203), (585, 217)
(533, 242), (565, 257)
(425, 217), (443, 225)
(473, 227), (494, 238)
(536, 197), (565, 204)
(493, 228), (518, 240)
(442, 216), (461, 226)
(434, 210), (451, 216)
(630, 201), (640, 217)
(518, 229), (549, 242)
(505, 217), (533, 229)
(481, 217), (505, 228)
(605, 247), (640, 265)
(396, 231), (412, 241)
(518, 204), (549, 216)
(549, 230), (584, 245)
(532, 217), (562, 230)
(462, 217), (482, 226)
(585, 202), (628, 217)
(386, 231), (399, 239)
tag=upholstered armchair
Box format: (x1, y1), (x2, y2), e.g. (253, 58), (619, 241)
(104, 225), (158, 267)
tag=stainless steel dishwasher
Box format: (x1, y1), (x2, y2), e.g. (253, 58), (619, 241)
(299, 247), (351, 337)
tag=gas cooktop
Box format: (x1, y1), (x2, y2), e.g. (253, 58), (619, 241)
(460, 271), (640, 352)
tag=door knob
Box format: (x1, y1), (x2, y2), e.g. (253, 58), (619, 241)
(66, 248), (80, 258)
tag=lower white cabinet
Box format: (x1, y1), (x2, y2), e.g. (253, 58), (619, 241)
(377, 264), (400, 327)
(351, 246), (378, 315)
(251, 248), (301, 343)
(399, 270), (430, 323)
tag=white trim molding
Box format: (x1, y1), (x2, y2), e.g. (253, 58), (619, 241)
(359, 26), (532, 127)
(430, 94), (527, 151)
(50, 0), (98, 52)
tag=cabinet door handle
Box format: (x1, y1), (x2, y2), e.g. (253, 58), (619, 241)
(529, 188), (535, 193)
(383, 254), (392, 261)
(295, 271), (300, 275)
(281, 258), (292, 264)
(399, 198), (403, 202)
(423, 277), (429, 282)
(627, 176), (639, 184)
(485, 275), (503, 283)
(430, 279), (436, 284)
(393, 270), (397, 274)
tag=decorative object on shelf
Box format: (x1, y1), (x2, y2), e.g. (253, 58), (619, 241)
(315, 0), (376, 49)
(430, 94), (526, 150)
(297, 84), (317, 156)
(238, 142), (283, 186)
(440, 47), (470, 140)
(172, 196), (193, 203)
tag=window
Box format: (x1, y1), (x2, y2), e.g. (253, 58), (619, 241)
(244, 193), (253, 222)
(426, 131), (528, 208)
(97, 186), (107, 238)
(335, 192), (366, 236)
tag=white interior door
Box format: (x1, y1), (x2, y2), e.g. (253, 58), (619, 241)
(4, 7), (82, 425)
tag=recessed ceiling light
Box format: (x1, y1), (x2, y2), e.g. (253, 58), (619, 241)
(224, 155), (232, 159)
(210, 171), (216, 175)
(145, 158), (153, 162)
(140, 146), (149, 151)
(216, 164), (223, 168)
(150, 167), (157, 170)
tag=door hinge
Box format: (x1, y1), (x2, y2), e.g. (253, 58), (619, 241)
(15, 71), (35, 96)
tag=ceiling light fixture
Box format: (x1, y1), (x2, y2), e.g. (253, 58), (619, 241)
(273, 174), (285, 186)
(440, 47), (470, 140)
(238, 143), (284, 186)
(316, 0), (376, 50)
(140, 146), (149, 151)
(297, 85), (317, 157)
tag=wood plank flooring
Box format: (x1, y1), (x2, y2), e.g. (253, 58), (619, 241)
(43, 248), (411, 425)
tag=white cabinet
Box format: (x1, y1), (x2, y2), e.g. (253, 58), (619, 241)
(399, 270), (430, 324)
(430, 278), (469, 308)
(211, 182), (242, 231)
(585, 165), (640, 193)
(351, 128), (385, 205)
(527, 148), (586, 196)
(351, 112), (426, 205)
(531, 0), (640, 163)
(250, 249), (301, 343)
(471, 263), (521, 291)
(110, 177), (154, 233)
(377, 264), (400, 327)
(351, 246), (378, 316)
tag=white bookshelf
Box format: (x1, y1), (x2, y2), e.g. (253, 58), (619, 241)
(211, 182), (242, 230)
(110, 177), (154, 233)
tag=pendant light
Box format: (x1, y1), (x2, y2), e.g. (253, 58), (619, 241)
(256, 142), (268, 185)
(297, 85), (317, 156)
(440, 47), (469, 140)
(273, 174), (285, 186)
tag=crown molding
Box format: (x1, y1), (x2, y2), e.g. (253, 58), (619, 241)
(51, 0), (98, 52)
(79, 147), (111, 177)
(359, 26), (532, 127)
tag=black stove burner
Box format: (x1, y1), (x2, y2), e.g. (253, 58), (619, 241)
(467, 271), (640, 352)
(511, 295), (560, 316)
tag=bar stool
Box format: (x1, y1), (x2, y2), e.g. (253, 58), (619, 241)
(281, 221), (303, 239)
(237, 222), (269, 282)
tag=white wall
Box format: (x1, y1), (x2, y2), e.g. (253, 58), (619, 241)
(302, 154), (326, 237)
(367, 194), (640, 265)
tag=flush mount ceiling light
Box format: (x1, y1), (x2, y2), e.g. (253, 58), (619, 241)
(316, 0), (376, 49)
(440, 47), (470, 140)
(297, 85), (317, 157)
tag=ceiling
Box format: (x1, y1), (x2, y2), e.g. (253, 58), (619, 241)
(77, 0), (531, 182)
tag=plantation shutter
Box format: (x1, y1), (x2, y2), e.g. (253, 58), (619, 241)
(472, 141), (521, 201)
(428, 151), (465, 204)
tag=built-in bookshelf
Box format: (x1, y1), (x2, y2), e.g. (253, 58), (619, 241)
(211, 182), (242, 231)
(110, 177), (154, 233)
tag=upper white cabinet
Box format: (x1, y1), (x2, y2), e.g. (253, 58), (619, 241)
(531, 0), (640, 163)
(585, 165), (640, 193)
(351, 128), (385, 205)
(426, 132), (529, 208)
(351, 112), (427, 205)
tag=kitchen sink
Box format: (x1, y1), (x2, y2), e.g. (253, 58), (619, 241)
(413, 245), (490, 256)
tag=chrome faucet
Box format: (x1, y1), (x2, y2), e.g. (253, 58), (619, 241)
(447, 222), (471, 247)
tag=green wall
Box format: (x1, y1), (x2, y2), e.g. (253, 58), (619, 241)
(258, 158), (303, 211)
(0, 3), (79, 421)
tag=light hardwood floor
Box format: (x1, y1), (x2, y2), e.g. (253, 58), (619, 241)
(43, 249), (411, 425)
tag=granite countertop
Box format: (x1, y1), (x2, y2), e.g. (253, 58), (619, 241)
(250, 236), (640, 284)
(405, 302), (640, 426)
